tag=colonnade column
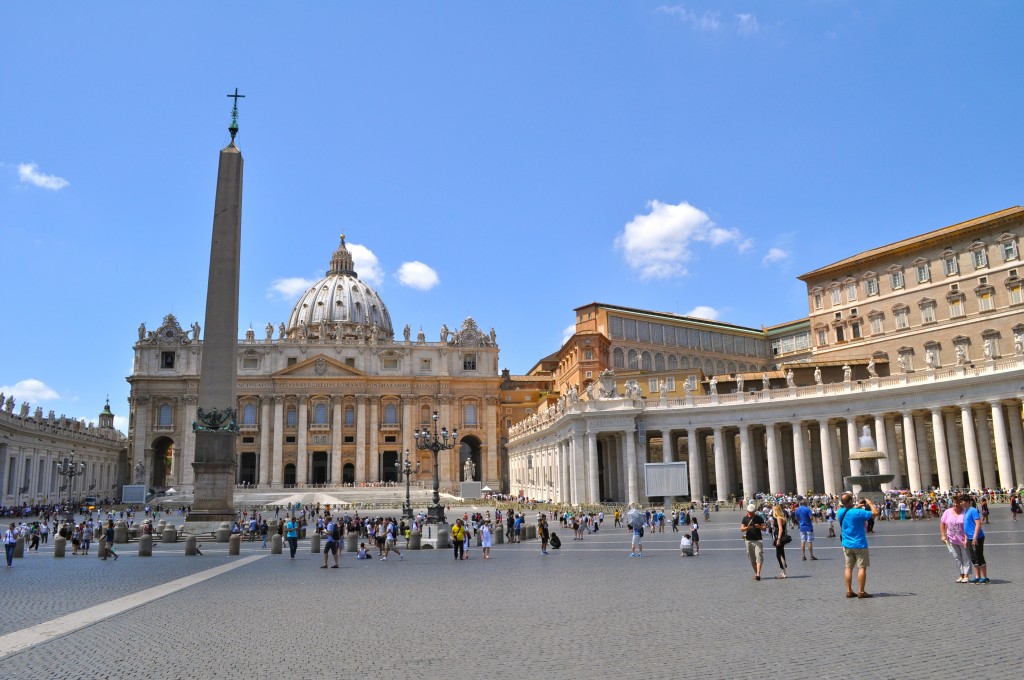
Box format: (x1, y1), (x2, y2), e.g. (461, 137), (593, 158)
(873, 415), (892, 491)
(272, 396), (283, 486)
(572, 430), (585, 505)
(296, 397), (308, 485)
(686, 430), (701, 501)
(1008, 401), (1024, 486)
(331, 397), (343, 484)
(132, 396), (149, 481)
(944, 412), (963, 489)
(819, 421), (836, 496)
(792, 422), (808, 496)
(974, 406), (996, 489)
(846, 419), (861, 476)
(259, 397), (271, 486)
(766, 424), (782, 495)
(713, 426), (729, 503)
(915, 414), (932, 489)
(586, 430), (599, 504)
(990, 400), (1014, 490)
(930, 409), (951, 492)
(739, 424), (754, 500)
(961, 404), (982, 490)
(624, 428), (638, 505)
(560, 439), (571, 503)
(901, 412), (921, 491)
(483, 396), (498, 484)
(884, 416), (902, 490)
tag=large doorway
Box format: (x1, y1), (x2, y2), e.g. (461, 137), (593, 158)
(459, 436), (482, 481)
(238, 453), (257, 485)
(284, 464), (296, 486)
(311, 452), (329, 484)
(381, 451), (399, 483)
(343, 463), (355, 485)
(152, 437), (174, 489)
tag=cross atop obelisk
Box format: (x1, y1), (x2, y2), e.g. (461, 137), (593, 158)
(227, 88), (245, 144)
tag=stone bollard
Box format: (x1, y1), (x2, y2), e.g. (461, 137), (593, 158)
(113, 521), (128, 544)
(271, 534), (283, 554)
(162, 526), (178, 544)
(97, 537), (107, 559)
(475, 530), (482, 547)
(94, 526), (102, 540)
(128, 525), (141, 540)
(344, 532), (358, 553)
(156, 520), (167, 535)
(138, 534), (153, 557)
(185, 536), (198, 556)
(435, 524), (450, 550)
(494, 527), (504, 545)
(216, 523), (231, 543)
(409, 530), (421, 550)
(228, 534), (241, 556)
(54, 535), (67, 558)
(13, 535), (25, 559)
(310, 533), (321, 553)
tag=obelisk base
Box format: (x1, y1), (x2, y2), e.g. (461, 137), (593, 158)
(186, 460), (237, 523)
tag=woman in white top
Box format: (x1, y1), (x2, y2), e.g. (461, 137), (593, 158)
(4, 523), (18, 567)
(480, 521), (492, 560)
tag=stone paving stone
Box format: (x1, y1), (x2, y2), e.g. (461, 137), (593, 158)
(2, 509), (1023, 679)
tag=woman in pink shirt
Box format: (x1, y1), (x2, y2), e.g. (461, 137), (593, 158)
(940, 497), (971, 583)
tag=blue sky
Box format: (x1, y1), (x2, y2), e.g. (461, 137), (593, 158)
(2, 2), (1022, 431)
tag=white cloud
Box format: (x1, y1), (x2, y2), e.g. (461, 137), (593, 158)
(0, 378), (60, 402)
(736, 13), (760, 35)
(614, 200), (745, 279)
(17, 163), (69, 190)
(267, 276), (317, 301)
(762, 247), (789, 265)
(113, 415), (129, 432)
(685, 305), (721, 320)
(396, 261), (440, 290)
(347, 243), (384, 285)
(656, 4), (721, 31)
(561, 324), (576, 346)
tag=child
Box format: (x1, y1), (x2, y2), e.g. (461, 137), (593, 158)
(357, 542), (371, 559)
(680, 533), (693, 556)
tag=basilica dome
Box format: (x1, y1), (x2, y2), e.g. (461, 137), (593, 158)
(286, 236), (394, 341)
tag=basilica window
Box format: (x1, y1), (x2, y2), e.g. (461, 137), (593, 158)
(382, 358), (399, 370)
(420, 358), (432, 373)
(383, 403), (398, 425)
(160, 351), (175, 369)
(463, 354), (477, 371)
(242, 404), (257, 426)
(158, 404), (173, 427)
(344, 407), (354, 427)
(313, 403), (328, 425)
(464, 403), (477, 427)
(286, 407), (297, 428)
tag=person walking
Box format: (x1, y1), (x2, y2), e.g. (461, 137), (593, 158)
(103, 520), (118, 561)
(740, 504), (766, 580)
(538, 515), (550, 555)
(321, 514), (341, 568)
(794, 498), (818, 560)
(1010, 494), (1021, 523)
(837, 493), (877, 598)
(963, 497), (989, 583)
(690, 518), (700, 555)
(451, 519), (466, 561)
(382, 518), (402, 561)
(4, 523), (17, 567)
(285, 516), (299, 559)
(260, 519), (269, 549)
(770, 504), (789, 579)
(940, 496), (971, 582)
(505, 512), (515, 543)
(481, 520), (492, 559)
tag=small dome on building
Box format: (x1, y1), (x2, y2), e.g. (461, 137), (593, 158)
(286, 235), (394, 341)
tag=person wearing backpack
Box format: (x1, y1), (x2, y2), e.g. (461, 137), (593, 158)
(321, 514), (340, 569)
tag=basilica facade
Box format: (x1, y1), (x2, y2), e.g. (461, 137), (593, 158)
(506, 207), (1024, 503)
(127, 237), (501, 494)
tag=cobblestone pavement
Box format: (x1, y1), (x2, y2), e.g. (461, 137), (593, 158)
(3, 508), (1023, 679)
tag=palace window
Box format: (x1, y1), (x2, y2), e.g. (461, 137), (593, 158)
(864, 278), (879, 297)
(916, 262), (931, 283)
(835, 325), (846, 342)
(889, 269), (905, 290)
(921, 305), (935, 324)
(870, 316), (883, 335)
(627, 350), (639, 370)
(463, 354), (477, 371)
(944, 254), (959, 276)
(816, 329), (828, 346)
(641, 352), (652, 371)
(613, 347), (625, 368)
(1009, 283), (1023, 305)
(978, 290), (994, 312)
(894, 308), (910, 329)
(654, 353), (665, 371)
(649, 378), (658, 393)
(666, 377), (675, 391)
(1001, 238), (1019, 262)
(813, 293), (823, 310)
(584, 349), (593, 360)
(851, 322), (861, 339)
(972, 247), (988, 269)
(949, 298), (965, 318)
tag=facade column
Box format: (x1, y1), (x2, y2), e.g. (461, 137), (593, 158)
(944, 412), (964, 489)
(930, 409), (951, 492)
(792, 422), (809, 496)
(915, 414), (932, 489)
(846, 418), (861, 476)
(296, 397), (308, 485)
(483, 396), (497, 485)
(990, 400), (1014, 490)
(686, 430), (701, 501)
(884, 416), (903, 489)
(624, 429), (638, 505)
(739, 424), (755, 500)
(819, 421), (836, 496)
(961, 404), (983, 490)
(586, 430), (599, 504)
(181, 395), (197, 490)
(331, 397), (343, 484)
(901, 412), (921, 492)
(131, 396), (149, 483)
(873, 415), (893, 492)
(259, 397), (271, 486)
(712, 427), (729, 503)
(974, 406), (997, 489)
(571, 430), (584, 505)
(1007, 401), (1024, 486)
(368, 397), (379, 483)
(355, 396), (367, 483)
(766, 423), (782, 495)
(272, 396), (283, 486)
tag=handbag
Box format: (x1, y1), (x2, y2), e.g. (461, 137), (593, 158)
(780, 532), (793, 545)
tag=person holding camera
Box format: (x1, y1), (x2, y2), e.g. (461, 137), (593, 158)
(837, 493), (878, 598)
(740, 504), (767, 580)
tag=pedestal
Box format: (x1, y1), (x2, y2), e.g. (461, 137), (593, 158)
(187, 459), (237, 523)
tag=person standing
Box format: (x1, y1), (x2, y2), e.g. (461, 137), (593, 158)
(837, 493), (877, 598)
(940, 496), (971, 582)
(963, 497), (988, 583)
(538, 515), (550, 555)
(4, 523), (17, 567)
(629, 519), (644, 557)
(794, 499), (817, 560)
(770, 504), (789, 579)
(451, 519), (466, 561)
(321, 514), (341, 568)
(740, 504), (766, 580)
(505, 512), (515, 543)
(1009, 494), (1020, 523)
(285, 516), (299, 559)
(690, 518), (700, 555)
(481, 520), (492, 560)
(260, 519), (269, 549)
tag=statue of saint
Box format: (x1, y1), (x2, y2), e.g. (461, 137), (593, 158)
(983, 339), (993, 359)
(440, 323), (449, 344)
(955, 345), (967, 366)
(736, 375), (744, 392)
(138, 322), (146, 340)
(762, 373), (771, 391)
(192, 322), (201, 341)
(1015, 332), (1024, 355)
(463, 458), (476, 481)
(266, 323), (274, 341)
(926, 349), (937, 368)
(403, 324), (411, 342)
(135, 461), (146, 484)
(489, 327), (497, 345)
(786, 369), (795, 388)
(814, 367), (822, 385)
(709, 376), (718, 395)
(866, 358), (877, 378)
(3, 396), (13, 413)
(659, 381), (668, 398)
(842, 364), (852, 382)
(278, 322), (286, 340)
(898, 354), (908, 373)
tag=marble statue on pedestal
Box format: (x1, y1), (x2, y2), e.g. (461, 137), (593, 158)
(955, 345), (967, 366)
(867, 358), (877, 378)
(786, 369), (795, 388)
(709, 376), (718, 395)
(736, 375), (744, 392)
(813, 367), (822, 385)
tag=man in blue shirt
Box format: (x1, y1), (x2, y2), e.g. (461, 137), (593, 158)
(794, 499), (817, 561)
(837, 493), (877, 599)
(962, 496), (988, 583)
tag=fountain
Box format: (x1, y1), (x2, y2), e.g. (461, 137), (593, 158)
(843, 426), (895, 503)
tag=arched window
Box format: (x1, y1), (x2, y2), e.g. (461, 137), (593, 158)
(627, 349), (639, 370)
(344, 407), (354, 427)
(313, 403), (328, 425)
(383, 403), (398, 425)
(667, 355), (678, 370)
(286, 407), (297, 428)
(464, 403), (477, 427)
(641, 352), (653, 371)
(242, 403), (257, 425)
(158, 404), (172, 427)
(420, 405), (432, 427)
(679, 356), (690, 369)
(654, 353), (665, 371)
(613, 347), (625, 368)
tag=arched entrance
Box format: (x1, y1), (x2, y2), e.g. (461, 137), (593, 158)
(283, 463), (296, 486)
(311, 452), (328, 484)
(343, 463), (355, 485)
(238, 453), (257, 485)
(151, 437), (174, 489)
(459, 436), (482, 481)
(381, 451), (399, 483)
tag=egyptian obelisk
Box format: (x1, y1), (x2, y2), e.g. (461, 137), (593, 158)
(188, 90), (245, 524)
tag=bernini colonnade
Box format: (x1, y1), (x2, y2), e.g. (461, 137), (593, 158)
(507, 357), (1024, 504)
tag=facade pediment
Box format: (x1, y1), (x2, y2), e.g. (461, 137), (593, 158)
(272, 354), (368, 378)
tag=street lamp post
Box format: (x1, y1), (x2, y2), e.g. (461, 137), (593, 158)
(55, 452), (86, 525)
(396, 448), (421, 520)
(413, 410), (458, 525)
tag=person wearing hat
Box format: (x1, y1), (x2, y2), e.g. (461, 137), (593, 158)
(740, 503), (767, 580)
(321, 514), (340, 569)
